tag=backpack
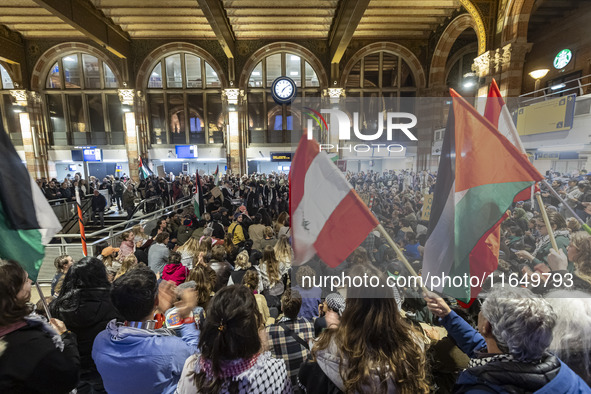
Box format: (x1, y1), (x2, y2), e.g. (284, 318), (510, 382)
(114, 182), (124, 194)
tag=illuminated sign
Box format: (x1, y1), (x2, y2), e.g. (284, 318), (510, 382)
(83, 148), (102, 162)
(553, 49), (572, 69)
(270, 152), (292, 162)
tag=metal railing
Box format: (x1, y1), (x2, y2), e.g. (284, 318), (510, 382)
(519, 74), (591, 105)
(38, 197), (194, 283)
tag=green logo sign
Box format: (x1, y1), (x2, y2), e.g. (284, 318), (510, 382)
(553, 49), (572, 69)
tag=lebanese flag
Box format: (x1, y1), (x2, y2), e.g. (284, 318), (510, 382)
(0, 116), (61, 281)
(290, 137), (378, 267)
(423, 89), (543, 302)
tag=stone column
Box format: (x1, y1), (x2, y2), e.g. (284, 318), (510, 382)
(322, 87), (345, 156)
(497, 42), (532, 98)
(9, 89), (48, 180)
(118, 88), (140, 182)
(222, 88), (245, 175)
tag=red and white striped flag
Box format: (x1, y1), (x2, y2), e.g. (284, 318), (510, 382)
(290, 136), (378, 267)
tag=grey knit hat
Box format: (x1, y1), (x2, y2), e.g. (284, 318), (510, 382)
(325, 293), (346, 316)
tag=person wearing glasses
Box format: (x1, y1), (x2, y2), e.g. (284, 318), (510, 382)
(515, 211), (571, 272)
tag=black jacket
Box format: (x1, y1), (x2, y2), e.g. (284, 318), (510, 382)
(91, 193), (107, 212)
(50, 288), (122, 371)
(0, 320), (80, 394)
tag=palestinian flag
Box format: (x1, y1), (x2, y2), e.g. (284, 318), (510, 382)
(213, 165), (220, 187)
(193, 170), (204, 219)
(423, 90), (543, 302)
(139, 157), (153, 179)
(0, 118), (61, 281)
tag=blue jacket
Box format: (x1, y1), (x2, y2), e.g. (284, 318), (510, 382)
(441, 311), (591, 394)
(92, 320), (199, 394)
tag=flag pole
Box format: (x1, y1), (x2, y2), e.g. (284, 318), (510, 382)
(541, 179), (591, 235)
(34, 281), (52, 319)
(535, 192), (559, 251)
(75, 188), (88, 257)
(376, 224), (429, 293)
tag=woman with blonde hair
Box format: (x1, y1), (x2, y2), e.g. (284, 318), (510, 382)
(131, 224), (149, 248)
(300, 265), (429, 394)
(257, 246), (289, 306)
(197, 236), (213, 255)
(273, 234), (293, 266)
(177, 236), (199, 270)
(114, 254), (138, 280)
(227, 250), (254, 286)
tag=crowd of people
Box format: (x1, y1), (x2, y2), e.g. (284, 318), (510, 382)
(2, 167), (591, 393)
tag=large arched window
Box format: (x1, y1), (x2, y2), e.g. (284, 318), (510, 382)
(0, 64), (21, 146)
(146, 53), (222, 145)
(343, 50), (418, 142)
(247, 53), (321, 144)
(43, 53), (121, 146)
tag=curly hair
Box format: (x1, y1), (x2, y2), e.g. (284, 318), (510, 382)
(311, 265), (430, 394)
(0, 260), (30, 326)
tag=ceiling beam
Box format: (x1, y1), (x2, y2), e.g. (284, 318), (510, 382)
(30, 0), (130, 58)
(329, 0), (371, 64)
(196, 0), (235, 59)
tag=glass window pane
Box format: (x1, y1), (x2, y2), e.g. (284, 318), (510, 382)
(206, 94), (223, 143)
(46, 95), (65, 132)
(248, 92), (265, 143)
(205, 63), (220, 88)
(266, 54), (281, 87)
(363, 54), (380, 88)
(104, 63), (118, 88)
(400, 60), (415, 88)
(107, 94), (124, 132)
(63, 55), (81, 88)
(168, 94), (186, 144)
(382, 53), (398, 88)
(188, 94), (205, 144)
(46, 62), (61, 89)
(87, 94), (105, 131)
(148, 94), (166, 144)
(148, 63), (163, 88)
(185, 55), (202, 88)
(82, 54), (100, 89)
(286, 54), (301, 87)
(346, 61), (361, 88)
(166, 54), (182, 88)
(1, 65), (14, 89)
(249, 62), (263, 88)
(304, 62), (319, 87)
(267, 94), (283, 143)
(68, 95), (85, 132)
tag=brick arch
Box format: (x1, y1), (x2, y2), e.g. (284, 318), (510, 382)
(429, 14), (480, 89)
(340, 42), (426, 89)
(31, 42), (124, 91)
(238, 42), (328, 90)
(502, 0), (536, 44)
(136, 42), (227, 90)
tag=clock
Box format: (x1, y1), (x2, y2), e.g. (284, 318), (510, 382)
(271, 76), (297, 104)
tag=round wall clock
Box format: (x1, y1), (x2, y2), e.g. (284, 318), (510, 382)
(271, 76), (297, 104)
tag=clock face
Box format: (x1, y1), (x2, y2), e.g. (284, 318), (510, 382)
(274, 79), (294, 98)
(271, 77), (296, 104)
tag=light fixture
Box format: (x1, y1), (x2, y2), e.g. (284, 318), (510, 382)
(252, 71), (260, 76)
(290, 71), (299, 76)
(462, 72), (478, 89)
(122, 104), (132, 113)
(290, 55), (300, 61)
(538, 144), (584, 152)
(12, 105), (25, 113)
(549, 83), (566, 90)
(63, 57), (75, 62)
(529, 69), (549, 80)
